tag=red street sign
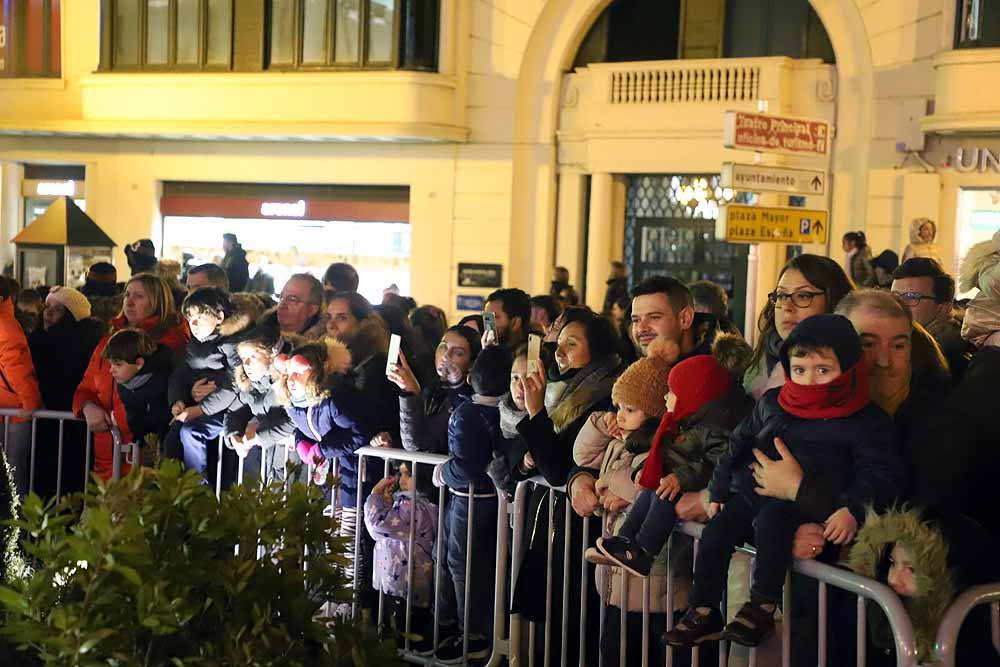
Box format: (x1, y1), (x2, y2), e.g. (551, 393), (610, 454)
(723, 111), (830, 157)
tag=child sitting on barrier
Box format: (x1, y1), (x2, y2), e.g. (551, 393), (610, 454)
(104, 329), (174, 464)
(593, 335), (753, 577)
(430, 346), (511, 664)
(663, 314), (904, 648)
(364, 463), (438, 654)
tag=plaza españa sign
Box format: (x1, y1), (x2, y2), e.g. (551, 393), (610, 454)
(717, 204), (828, 245)
(721, 162), (826, 196)
(723, 111), (830, 157)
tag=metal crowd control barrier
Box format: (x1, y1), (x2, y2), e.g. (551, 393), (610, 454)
(934, 584), (1000, 667)
(0, 408), (89, 501)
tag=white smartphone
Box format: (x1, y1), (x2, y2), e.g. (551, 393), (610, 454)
(527, 334), (542, 375)
(385, 334), (402, 375)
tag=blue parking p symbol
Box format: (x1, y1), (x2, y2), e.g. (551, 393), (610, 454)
(799, 218), (811, 235)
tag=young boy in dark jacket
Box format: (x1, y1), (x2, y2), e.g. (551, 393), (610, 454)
(664, 314), (905, 648)
(163, 288), (259, 484)
(104, 329), (174, 456)
(431, 345), (511, 664)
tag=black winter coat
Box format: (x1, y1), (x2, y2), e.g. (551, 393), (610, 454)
(440, 400), (501, 493)
(710, 388), (904, 523)
(399, 381), (472, 455)
(116, 344), (174, 441)
(221, 245), (250, 292)
(28, 316), (105, 411)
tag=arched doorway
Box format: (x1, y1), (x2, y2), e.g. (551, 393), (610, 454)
(508, 0), (875, 307)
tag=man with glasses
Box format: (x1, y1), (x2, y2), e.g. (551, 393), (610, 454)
(275, 274), (325, 341)
(891, 258), (972, 383)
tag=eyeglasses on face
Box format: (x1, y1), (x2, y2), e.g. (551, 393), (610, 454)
(767, 290), (825, 308)
(892, 291), (936, 307)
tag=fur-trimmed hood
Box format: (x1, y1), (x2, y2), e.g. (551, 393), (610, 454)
(341, 315), (390, 368)
(219, 292), (267, 338)
(909, 218), (937, 245)
(848, 508), (954, 662)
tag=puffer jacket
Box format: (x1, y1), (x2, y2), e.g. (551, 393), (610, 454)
(399, 381), (473, 455)
(115, 343), (174, 441)
(439, 398), (501, 495)
(72, 314), (188, 481)
(709, 388), (904, 523)
(0, 299), (43, 416)
(167, 296), (261, 414)
(364, 489), (438, 606)
(285, 377), (377, 506)
(223, 373), (295, 451)
(574, 413), (657, 503)
(902, 218), (941, 264)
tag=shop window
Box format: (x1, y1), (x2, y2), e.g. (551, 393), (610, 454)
(265, 0), (438, 71)
(104, 0), (233, 70)
(0, 0), (61, 78)
(956, 0), (1000, 48)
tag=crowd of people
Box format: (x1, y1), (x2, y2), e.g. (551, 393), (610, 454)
(0, 226), (997, 666)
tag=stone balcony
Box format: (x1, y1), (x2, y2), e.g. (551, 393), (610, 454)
(922, 48), (1000, 134)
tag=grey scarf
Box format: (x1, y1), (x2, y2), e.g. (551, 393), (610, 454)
(499, 393), (527, 439)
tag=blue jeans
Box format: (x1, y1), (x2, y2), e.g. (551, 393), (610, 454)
(436, 493), (498, 638)
(163, 412), (229, 486)
(617, 488), (679, 556)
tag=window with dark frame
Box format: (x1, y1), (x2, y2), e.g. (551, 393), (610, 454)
(956, 0), (1000, 47)
(105, 0), (234, 71)
(266, 0), (408, 70)
(0, 0), (62, 78)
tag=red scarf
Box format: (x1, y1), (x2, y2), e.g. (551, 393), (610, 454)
(637, 355), (734, 490)
(777, 360), (870, 420)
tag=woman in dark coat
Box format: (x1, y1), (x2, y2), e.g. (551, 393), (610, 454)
(28, 287), (106, 498)
(511, 308), (622, 665)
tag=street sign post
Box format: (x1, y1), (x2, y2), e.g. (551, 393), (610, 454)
(721, 162), (826, 196)
(717, 204), (828, 244)
(723, 111), (830, 157)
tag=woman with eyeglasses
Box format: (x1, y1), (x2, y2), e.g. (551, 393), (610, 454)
(744, 255), (855, 400)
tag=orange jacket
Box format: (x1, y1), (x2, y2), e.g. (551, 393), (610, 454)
(73, 314), (188, 481)
(0, 299), (43, 414)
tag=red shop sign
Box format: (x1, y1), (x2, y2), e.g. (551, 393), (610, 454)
(723, 111), (830, 158)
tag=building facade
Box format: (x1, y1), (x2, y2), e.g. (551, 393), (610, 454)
(0, 0), (995, 323)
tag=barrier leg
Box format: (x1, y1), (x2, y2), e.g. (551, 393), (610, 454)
(28, 418), (37, 495)
(818, 581), (827, 667)
(543, 491), (554, 667)
(856, 596), (866, 667)
(561, 499), (570, 667)
(56, 420), (65, 501)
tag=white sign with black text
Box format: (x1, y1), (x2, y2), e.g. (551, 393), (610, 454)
(721, 163), (826, 196)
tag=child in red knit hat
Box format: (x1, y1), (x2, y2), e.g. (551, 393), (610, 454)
(596, 334), (753, 577)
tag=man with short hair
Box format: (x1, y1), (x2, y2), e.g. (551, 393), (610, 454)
(186, 264), (230, 294)
(220, 233), (250, 292)
(323, 262), (360, 292)
(630, 276), (716, 358)
(276, 274), (325, 338)
(891, 258), (972, 382)
(485, 288), (531, 349)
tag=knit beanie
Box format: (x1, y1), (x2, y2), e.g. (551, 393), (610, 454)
(779, 313), (862, 374)
(611, 338), (678, 419)
(46, 286), (91, 322)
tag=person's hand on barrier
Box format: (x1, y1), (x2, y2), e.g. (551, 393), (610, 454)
(601, 492), (629, 513)
(656, 473), (682, 501)
(707, 502), (723, 519)
(602, 411), (624, 439)
(523, 362), (547, 418)
(793, 523), (826, 560)
(386, 352), (421, 395)
(170, 401), (186, 417)
(174, 405), (203, 423)
(370, 432), (393, 448)
(569, 475), (600, 517)
(823, 507), (858, 545)
(191, 378), (217, 403)
(232, 435), (254, 459)
(244, 420), (259, 441)
(82, 402), (111, 432)
(675, 490), (710, 522)
(751, 437), (804, 501)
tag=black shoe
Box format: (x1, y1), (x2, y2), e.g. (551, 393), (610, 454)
(596, 536), (653, 577)
(661, 607), (725, 647)
(412, 626), (458, 657)
(723, 601), (776, 647)
(435, 634), (491, 664)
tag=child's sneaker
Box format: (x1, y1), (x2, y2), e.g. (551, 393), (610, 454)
(412, 626), (458, 657)
(596, 536), (653, 577)
(661, 607), (725, 647)
(435, 634), (490, 664)
(723, 600), (776, 647)
(584, 547), (614, 566)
